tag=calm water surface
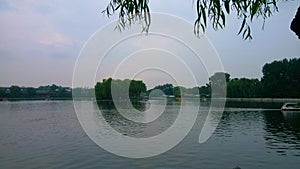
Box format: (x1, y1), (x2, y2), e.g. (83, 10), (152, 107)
(0, 101), (300, 168)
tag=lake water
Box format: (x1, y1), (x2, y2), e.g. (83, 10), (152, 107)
(1, 101), (300, 168)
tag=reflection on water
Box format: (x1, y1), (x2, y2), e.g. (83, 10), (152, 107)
(282, 111), (300, 129)
(0, 101), (300, 168)
(225, 100), (283, 109)
(263, 111), (300, 156)
(96, 100), (180, 138)
(96, 100), (148, 111)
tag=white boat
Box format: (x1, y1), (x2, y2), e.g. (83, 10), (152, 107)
(281, 103), (300, 111)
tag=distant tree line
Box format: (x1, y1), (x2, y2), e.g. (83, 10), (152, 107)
(3, 58), (297, 101)
(148, 84), (174, 97)
(95, 78), (147, 100)
(150, 58), (300, 99)
(207, 58), (300, 98)
(147, 84), (200, 98)
(0, 84), (72, 100)
(94, 58), (300, 100)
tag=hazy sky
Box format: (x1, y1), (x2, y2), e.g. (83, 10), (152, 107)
(0, 0), (299, 88)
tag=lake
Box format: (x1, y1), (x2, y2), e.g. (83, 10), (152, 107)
(1, 101), (300, 168)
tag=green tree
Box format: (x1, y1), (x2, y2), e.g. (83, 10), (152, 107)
(24, 87), (36, 98)
(262, 58), (300, 98)
(173, 86), (181, 97)
(0, 88), (5, 98)
(103, 0), (284, 40)
(152, 83), (174, 96)
(57, 88), (72, 98)
(129, 80), (147, 98)
(199, 84), (211, 97)
(50, 84), (59, 91)
(9, 85), (21, 98)
(95, 78), (113, 100)
(286, 58), (300, 97)
(227, 78), (262, 98)
(95, 78), (147, 100)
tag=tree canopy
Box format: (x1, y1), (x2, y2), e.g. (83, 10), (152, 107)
(0, 85), (72, 99)
(95, 78), (147, 100)
(210, 58), (300, 98)
(261, 58), (300, 98)
(103, 0), (287, 40)
(150, 83), (174, 96)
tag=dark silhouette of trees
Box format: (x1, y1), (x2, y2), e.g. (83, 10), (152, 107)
(95, 78), (113, 100)
(0, 85), (72, 100)
(0, 88), (6, 98)
(95, 78), (147, 100)
(172, 86), (199, 98)
(24, 87), (36, 98)
(9, 85), (21, 98)
(151, 83), (174, 96)
(224, 58), (300, 98)
(1, 57), (299, 100)
(207, 58), (300, 98)
(199, 84), (211, 97)
(227, 78), (262, 98)
(103, 0), (287, 40)
(194, 58), (300, 99)
(129, 80), (147, 98)
(261, 58), (300, 98)
(173, 86), (181, 98)
(291, 7), (300, 39)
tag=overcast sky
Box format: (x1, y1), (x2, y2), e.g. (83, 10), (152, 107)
(0, 0), (299, 88)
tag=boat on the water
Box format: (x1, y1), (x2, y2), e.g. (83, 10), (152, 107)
(281, 103), (300, 111)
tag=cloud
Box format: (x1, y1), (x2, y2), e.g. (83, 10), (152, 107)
(1, 0), (299, 87)
(39, 32), (73, 47)
(0, 0), (79, 58)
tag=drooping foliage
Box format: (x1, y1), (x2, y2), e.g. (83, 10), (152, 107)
(103, 0), (283, 40)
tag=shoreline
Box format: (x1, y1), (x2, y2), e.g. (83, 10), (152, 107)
(1, 97), (300, 102)
(225, 98), (300, 102)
